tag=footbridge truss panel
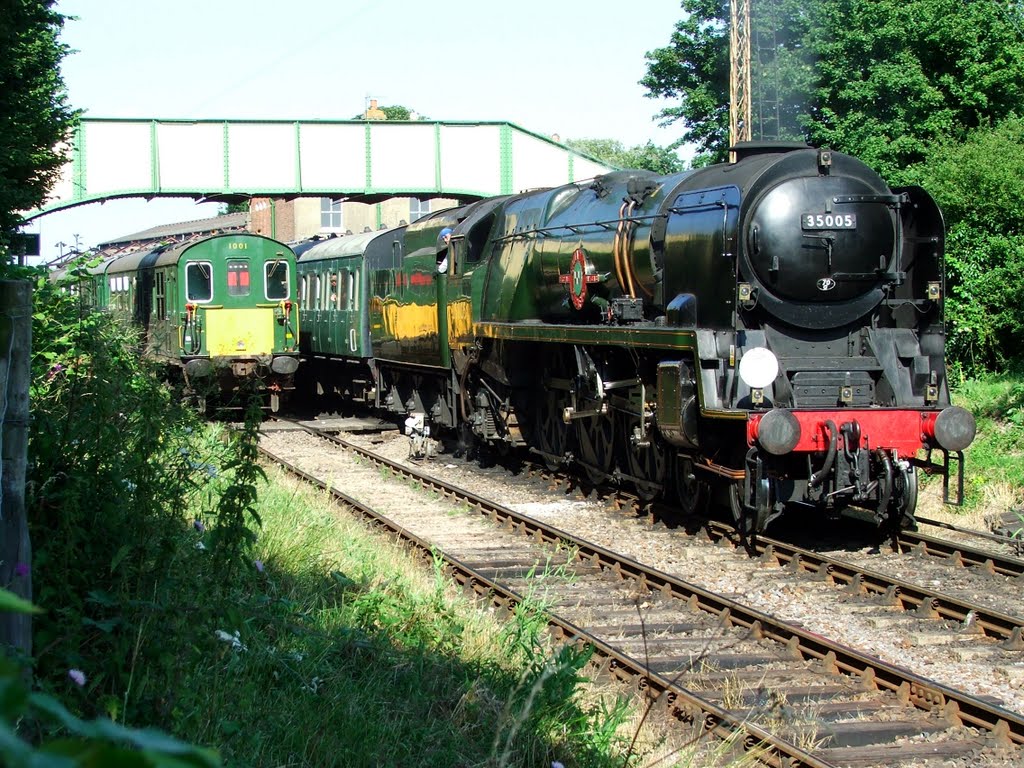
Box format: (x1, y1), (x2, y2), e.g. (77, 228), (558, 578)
(29, 118), (617, 217)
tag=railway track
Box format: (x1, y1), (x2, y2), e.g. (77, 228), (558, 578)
(490, 450), (1024, 653)
(506, 449), (1024, 646)
(694, 522), (1024, 647)
(259, 419), (1024, 767)
(894, 527), (1024, 580)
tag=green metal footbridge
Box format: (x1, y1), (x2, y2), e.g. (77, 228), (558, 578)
(27, 117), (616, 218)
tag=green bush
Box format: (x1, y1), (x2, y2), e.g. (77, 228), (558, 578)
(26, 266), (263, 727)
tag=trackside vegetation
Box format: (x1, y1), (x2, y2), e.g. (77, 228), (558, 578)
(950, 368), (1024, 512)
(9, 264), (721, 767)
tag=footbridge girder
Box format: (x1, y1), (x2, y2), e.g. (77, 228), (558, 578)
(29, 118), (616, 218)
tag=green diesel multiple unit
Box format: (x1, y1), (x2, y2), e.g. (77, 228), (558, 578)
(71, 233), (300, 410)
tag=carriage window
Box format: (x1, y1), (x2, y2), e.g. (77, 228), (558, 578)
(155, 272), (167, 319)
(313, 275), (322, 310)
(265, 259), (289, 300)
(227, 260), (250, 297)
(336, 269), (351, 310)
(186, 262), (213, 302)
(328, 272), (339, 309)
(348, 272), (358, 311)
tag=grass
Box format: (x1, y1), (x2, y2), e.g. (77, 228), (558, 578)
(920, 368), (1024, 524)
(167, 465), (647, 768)
(163, 458), (780, 768)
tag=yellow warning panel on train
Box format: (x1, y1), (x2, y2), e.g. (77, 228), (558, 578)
(207, 308), (274, 356)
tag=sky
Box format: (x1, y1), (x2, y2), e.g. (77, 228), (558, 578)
(24, 0), (687, 264)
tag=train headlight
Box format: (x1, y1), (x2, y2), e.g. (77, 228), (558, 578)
(932, 406), (976, 452)
(757, 409), (801, 455)
(738, 347), (779, 389)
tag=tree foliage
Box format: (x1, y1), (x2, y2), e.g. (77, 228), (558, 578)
(642, 0), (1024, 371)
(565, 138), (684, 174)
(642, 0), (1024, 174)
(351, 104), (425, 120)
(0, 0), (78, 253)
(901, 117), (1024, 372)
(641, 0), (731, 163)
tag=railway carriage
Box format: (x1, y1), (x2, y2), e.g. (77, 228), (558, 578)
(73, 233), (301, 411)
(293, 230), (390, 405)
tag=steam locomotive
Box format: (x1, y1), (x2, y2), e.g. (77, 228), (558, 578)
(296, 141), (975, 533)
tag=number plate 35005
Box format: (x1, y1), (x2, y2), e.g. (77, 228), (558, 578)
(802, 213), (857, 229)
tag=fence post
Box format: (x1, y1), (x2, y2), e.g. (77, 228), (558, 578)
(0, 280), (33, 660)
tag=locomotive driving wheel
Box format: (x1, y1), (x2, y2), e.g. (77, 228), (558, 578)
(617, 411), (667, 501)
(534, 393), (571, 470)
(672, 455), (707, 515)
(575, 412), (616, 486)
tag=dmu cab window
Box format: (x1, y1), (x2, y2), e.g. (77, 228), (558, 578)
(186, 262), (213, 302)
(227, 260), (251, 297)
(265, 260), (289, 300)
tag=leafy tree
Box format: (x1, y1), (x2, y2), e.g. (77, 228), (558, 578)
(902, 117), (1024, 371)
(642, 0), (1024, 175)
(351, 104), (425, 120)
(806, 0), (1024, 179)
(0, 0), (78, 256)
(641, 0), (731, 164)
(381, 105), (412, 120)
(565, 138), (684, 174)
(219, 200), (250, 215)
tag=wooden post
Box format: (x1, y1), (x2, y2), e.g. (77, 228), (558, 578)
(0, 280), (33, 659)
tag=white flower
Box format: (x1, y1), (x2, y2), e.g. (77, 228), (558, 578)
(302, 676), (324, 694)
(214, 629), (247, 651)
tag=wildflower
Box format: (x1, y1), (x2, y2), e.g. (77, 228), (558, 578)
(302, 676), (324, 694)
(214, 629), (246, 651)
(552, 763), (565, 768)
(47, 363), (64, 380)
(254, 559), (264, 573)
(193, 519), (206, 533)
(14, 562), (29, 578)
(195, 541), (206, 551)
(68, 668), (86, 686)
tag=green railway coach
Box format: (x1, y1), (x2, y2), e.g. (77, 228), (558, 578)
(294, 229), (402, 405)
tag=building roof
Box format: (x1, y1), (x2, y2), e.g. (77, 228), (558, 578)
(100, 211), (249, 246)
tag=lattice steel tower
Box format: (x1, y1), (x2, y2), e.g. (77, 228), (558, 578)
(729, 0), (752, 160)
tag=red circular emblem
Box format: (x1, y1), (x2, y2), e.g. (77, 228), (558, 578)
(559, 248), (598, 310)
